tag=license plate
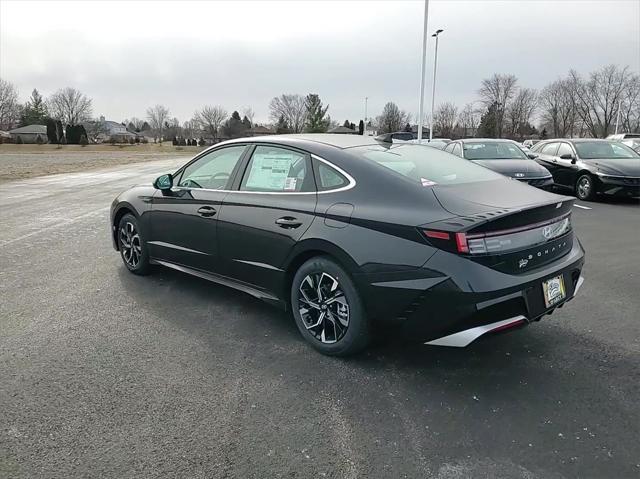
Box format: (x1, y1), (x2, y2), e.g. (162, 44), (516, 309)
(542, 275), (566, 308)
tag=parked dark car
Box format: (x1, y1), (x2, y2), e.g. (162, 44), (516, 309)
(531, 139), (640, 200)
(375, 131), (415, 142)
(443, 139), (554, 188)
(111, 134), (585, 356)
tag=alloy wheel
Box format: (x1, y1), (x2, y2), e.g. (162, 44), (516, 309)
(577, 176), (591, 199)
(119, 222), (142, 267)
(298, 272), (350, 344)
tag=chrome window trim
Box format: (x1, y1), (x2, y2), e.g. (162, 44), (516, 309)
(169, 153), (356, 196)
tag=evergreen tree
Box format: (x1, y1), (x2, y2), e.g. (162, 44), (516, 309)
(478, 102), (499, 138)
(343, 119), (351, 128)
(46, 118), (58, 144)
(304, 94), (330, 133)
(350, 122), (356, 130)
(223, 111), (247, 138)
(19, 89), (48, 127)
(276, 115), (290, 134)
(242, 115), (252, 130)
(55, 120), (64, 144)
(358, 120), (364, 135)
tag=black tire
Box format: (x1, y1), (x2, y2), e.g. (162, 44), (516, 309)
(117, 213), (151, 275)
(575, 173), (596, 201)
(291, 256), (370, 356)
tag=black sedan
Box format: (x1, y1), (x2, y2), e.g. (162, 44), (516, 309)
(111, 134), (585, 356)
(531, 139), (640, 200)
(443, 139), (554, 188)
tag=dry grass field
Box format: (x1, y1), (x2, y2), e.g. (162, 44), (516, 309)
(0, 143), (203, 183)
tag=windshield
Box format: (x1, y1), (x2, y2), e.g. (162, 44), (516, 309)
(462, 142), (528, 160)
(350, 144), (503, 186)
(574, 142), (639, 159)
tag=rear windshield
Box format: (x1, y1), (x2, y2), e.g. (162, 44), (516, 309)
(350, 144), (503, 186)
(463, 142), (527, 160)
(574, 142), (639, 159)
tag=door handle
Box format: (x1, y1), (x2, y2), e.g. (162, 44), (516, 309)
(275, 216), (302, 228)
(197, 206), (217, 217)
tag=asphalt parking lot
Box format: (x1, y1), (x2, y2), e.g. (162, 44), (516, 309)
(1, 160), (639, 478)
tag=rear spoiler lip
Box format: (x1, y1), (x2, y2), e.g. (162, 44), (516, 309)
(419, 196), (575, 234)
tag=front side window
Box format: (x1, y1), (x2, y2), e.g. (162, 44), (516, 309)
(178, 145), (246, 190)
(462, 142), (527, 160)
(351, 144), (503, 186)
(574, 141), (639, 159)
(541, 142), (559, 155)
(240, 146), (313, 192)
(556, 143), (574, 158)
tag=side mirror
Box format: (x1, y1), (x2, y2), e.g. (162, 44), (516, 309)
(559, 153), (574, 160)
(153, 173), (173, 190)
(527, 153), (538, 159)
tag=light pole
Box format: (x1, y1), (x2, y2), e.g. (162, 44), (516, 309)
(429, 28), (444, 141)
(615, 99), (621, 135)
(417, 0), (430, 141)
(364, 96), (368, 135)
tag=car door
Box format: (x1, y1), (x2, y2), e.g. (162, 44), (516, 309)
(554, 142), (578, 186)
(535, 142), (561, 179)
(147, 144), (249, 273)
(217, 144), (317, 294)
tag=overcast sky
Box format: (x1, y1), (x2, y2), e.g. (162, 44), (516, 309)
(1, 0), (639, 125)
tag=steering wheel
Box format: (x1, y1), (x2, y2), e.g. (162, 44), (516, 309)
(212, 172), (230, 180)
(180, 178), (203, 189)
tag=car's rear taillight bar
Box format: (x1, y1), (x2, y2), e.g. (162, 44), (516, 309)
(423, 212), (572, 255)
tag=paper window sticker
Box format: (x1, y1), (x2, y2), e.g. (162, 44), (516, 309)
(421, 178), (437, 186)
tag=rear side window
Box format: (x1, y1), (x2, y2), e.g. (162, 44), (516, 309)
(314, 161), (348, 191)
(240, 145), (314, 192)
(351, 144), (503, 186)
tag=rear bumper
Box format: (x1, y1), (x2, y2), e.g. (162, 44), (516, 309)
(357, 237), (585, 345)
(426, 274), (584, 347)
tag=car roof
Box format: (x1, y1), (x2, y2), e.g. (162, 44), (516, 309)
(458, 138), (518, 143)
(539, 138), (615, 143)
(222, 133), (383, 150)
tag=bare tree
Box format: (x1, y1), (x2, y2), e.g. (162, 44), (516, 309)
(182, 119), (198, 140)
(619, 73), (640, 133)
(269, 94), (307, 133)
(457, 103), (480, 138)
(242, 106), (255, 126)
(0, 78), (20, 130)
(376, 102), (411, 134)
(569, 65), (631, 138)
(127, 117), (145, 132)
(478, 74), (518, 137)
(433, 102), (458, 138)
(146, 104), (171, 140)
(194, 105), (227, 141)
(85, 117), (108, 143)
(48, 87), (93, 125)
(539, 78), (578, 137)
(506, 88), (537, 138)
